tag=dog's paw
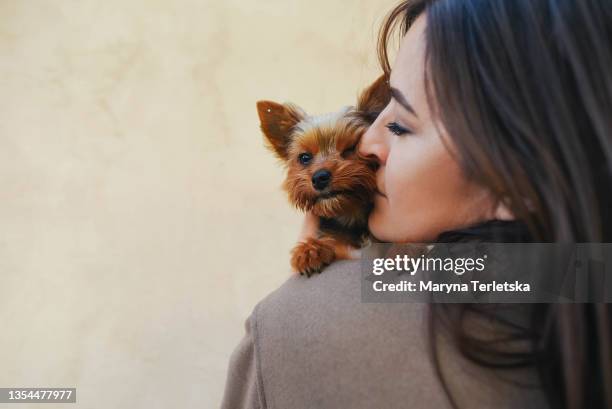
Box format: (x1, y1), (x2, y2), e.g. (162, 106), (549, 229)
(290, 238), (336, 277)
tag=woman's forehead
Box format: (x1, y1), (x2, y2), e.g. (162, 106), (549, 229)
(389, 14), (428, 114)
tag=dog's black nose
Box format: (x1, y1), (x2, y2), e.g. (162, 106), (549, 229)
(312, 169), (332, 191)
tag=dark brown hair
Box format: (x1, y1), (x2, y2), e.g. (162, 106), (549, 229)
(378, 1), (612, 408)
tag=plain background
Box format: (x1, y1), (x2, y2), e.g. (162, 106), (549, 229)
(0, 0), (398, 407)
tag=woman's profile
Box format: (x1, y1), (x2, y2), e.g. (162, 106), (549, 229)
(222, 1), (612, 408)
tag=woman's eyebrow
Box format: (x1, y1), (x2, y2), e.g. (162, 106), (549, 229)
(390, 86), (418, 117)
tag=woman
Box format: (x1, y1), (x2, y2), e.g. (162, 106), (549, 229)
(221, 1), (612, 408)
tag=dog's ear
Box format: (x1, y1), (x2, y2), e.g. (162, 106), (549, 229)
(356, 74), (391, 123)
(256, 101), (305, 160)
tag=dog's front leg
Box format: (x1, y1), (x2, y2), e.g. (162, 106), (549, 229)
(290, 235), (357, 277)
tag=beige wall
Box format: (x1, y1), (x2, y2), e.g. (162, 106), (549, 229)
(0, 0), (397, 407)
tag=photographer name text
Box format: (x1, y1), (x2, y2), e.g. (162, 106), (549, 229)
(370, 255), (531, 293)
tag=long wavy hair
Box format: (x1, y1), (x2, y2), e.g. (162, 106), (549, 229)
(377, 1), (612, 408)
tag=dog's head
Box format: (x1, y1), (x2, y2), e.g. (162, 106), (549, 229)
(256, 74), (390, 219)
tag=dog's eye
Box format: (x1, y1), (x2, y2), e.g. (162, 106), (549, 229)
(341, 145), (357, 159)
(298, 152), (312, 165)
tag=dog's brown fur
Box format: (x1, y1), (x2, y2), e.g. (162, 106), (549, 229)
(257, 75), (390, 276)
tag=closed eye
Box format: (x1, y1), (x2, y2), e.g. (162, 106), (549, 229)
(385, 121), (411, 136)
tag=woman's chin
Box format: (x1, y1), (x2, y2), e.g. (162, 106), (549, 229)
(368, 213), (431, 243)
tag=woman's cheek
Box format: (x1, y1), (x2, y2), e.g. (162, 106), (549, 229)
(368, 194), (389, 238)
(368, 195), (401, 242)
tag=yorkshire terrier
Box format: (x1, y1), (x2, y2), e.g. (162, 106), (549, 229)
(256, 75), (390, 276)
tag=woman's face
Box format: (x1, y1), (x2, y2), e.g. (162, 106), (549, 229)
(359, 14), (506, 242)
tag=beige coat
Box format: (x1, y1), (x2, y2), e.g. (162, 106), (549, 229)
(220, 259), (549, 409)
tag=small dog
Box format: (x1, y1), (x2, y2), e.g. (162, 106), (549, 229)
(256, 75), (390, 276)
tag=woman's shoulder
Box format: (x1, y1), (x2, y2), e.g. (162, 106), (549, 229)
(256, 258), (427, 331)
(247, 259), (548, 409)
(250, 259), (450, 408)
(254, 259), (432, 367)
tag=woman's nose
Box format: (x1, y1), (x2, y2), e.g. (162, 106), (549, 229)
(358, 116), (389, 166)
